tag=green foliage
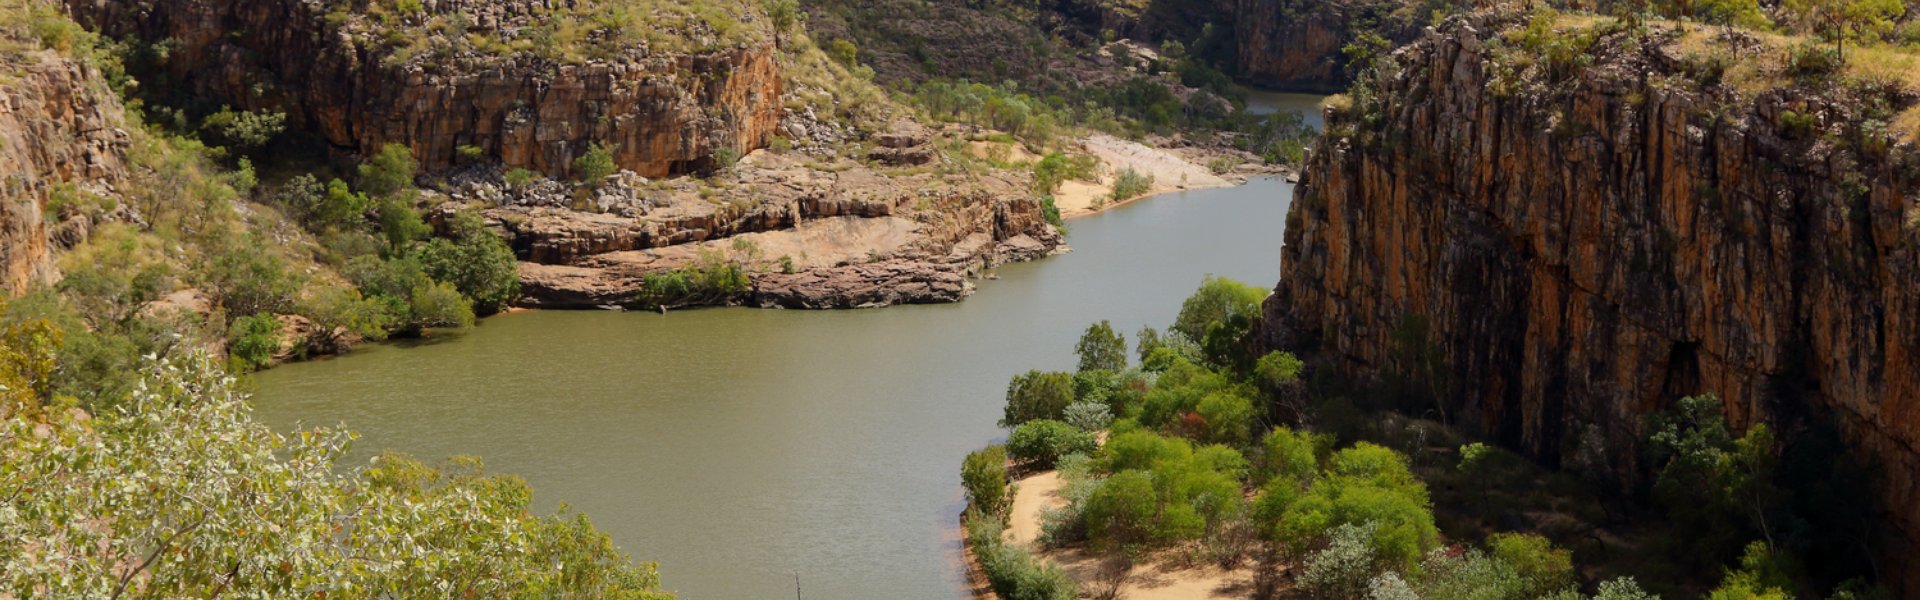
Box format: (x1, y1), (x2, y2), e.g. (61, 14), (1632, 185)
(1261, 427), (1322, 487)
(763, 0), (799, 30)
(1002, 370), (1076, 427)
(200, 106), (286, 150)
(417, 211), (522, 314)
(1260, 442), (1437, 568)
(313, 178), (372, 230)
(1254, 351), (1304, 388)
(1109, 167), (1154, 202)
(1297, 521), (1383, 599)
(1062, 400), (1113, 432)
(299, 287), (395, 346)
(1074, 320), (1127, 373)
(1031, 152), (1099, 194)
(1038, 195), (1064, 228)
(1084, 431), (1246, 552)
(1708, 542), (1796, 600)
(962, 445), (1011, 517)
(1645, 394), (1783, 568)
(376, 194), (429, 255)
(1488, 532), (1576, 596)
(225, 313), (281, 372)
(407, 280), (477, 331)
(504, 168), (538, 189)
(1171, 275), (1267, 341)
(0, 299), (61, 415)
(1784, 0), (1905, 57)
(826, 38), (859, 66)
(0, 355), (673, 598)
(357, 143), (418, 198)
(204, 235), (302, 318)
(573, 143), (618, 183)
(1007, 419), (1098, 468)
(964, 513), (1078, 600)
(637, 250), (749, 307)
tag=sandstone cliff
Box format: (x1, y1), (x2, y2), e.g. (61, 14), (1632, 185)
(1261, 15), (1920, 589)
(1231, 0), (1423, 92)
(65, 0), (780, 178)
(0, 46), (129, 293)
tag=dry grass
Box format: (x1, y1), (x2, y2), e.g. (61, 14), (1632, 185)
(1666, 21), (1920, 97)
(1893, 106), (1920, 145)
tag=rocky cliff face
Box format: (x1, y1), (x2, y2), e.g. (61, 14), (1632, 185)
(1262, 16), (1920, 589)
(0, 48), (130, 293)
(1230, 0), (1422, 92)
(65, 0), (780, 177)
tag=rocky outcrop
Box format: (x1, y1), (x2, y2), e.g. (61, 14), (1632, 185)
(1230, 0), (1428, 92)
(1261, 16), (1920, 590)
(64, 0), (780, 177)
(0, 47), (130, 294)
(443, 152), (1062, 309)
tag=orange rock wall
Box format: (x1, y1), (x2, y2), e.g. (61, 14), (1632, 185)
(1262, 21), (1920, 591)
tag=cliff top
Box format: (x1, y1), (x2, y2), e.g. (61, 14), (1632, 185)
(322, 0), (779, 67)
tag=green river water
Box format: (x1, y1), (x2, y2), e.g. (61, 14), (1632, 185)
(252, 94), (1318, 599)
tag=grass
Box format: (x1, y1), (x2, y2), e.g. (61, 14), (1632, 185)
(329, 0), (775, 67)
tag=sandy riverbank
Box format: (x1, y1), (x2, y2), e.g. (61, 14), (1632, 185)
(1053, 134), (1238, 218)
(989, 469), (1256, 599)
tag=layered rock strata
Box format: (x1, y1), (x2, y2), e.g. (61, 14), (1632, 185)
(0, 48), (129, 293)
(64, 0), (779, 177)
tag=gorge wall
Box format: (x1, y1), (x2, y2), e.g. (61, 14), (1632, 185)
(63, 0), (780, 178)
(1229, 0), (1423, 92)
(0, 47), (129, 293)
(1260, 15), (1920, 589)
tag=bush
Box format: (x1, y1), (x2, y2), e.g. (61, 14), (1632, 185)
(205, 238), (301, 319)
(1007, 420), (1097, 468)
(225, 313), (281, 372)
(966, 514), (1078, 600)
(1002, 370), (1076, 427)
(504, 168), (537, 189)
(300, 287), (395, 348)
(1063, 400), (1113, 432)
(311, 178), (372, 231)
(376, 195), (429, 254)
(358, 143), (417, 198)
(1109, 167), (1153, 202)
(1084, 470), (1159, 551)
(1261, 443), (1438, 567)
(418, 212), (521, 314)
(573, 143), (618, 183)
(962, 445), (1011, 517)
(1038, 195), (1064, 228)
(201, 107), (285, 150)
(1255, 351), (1304, 387)
(1298, 522), (1382, 599)
(1261, 427), (1322, 487)
(637, 250), (749, 307)
(1172, 275), (1267, 340)
(406, 281), (476, 332)
(1074, 320), (1127, 373)
(1488, 532), (1574, 595)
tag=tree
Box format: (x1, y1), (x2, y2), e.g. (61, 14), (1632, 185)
(225, 313), (281, 371)
(1075, 320), (1127, 373)
(201, 107), (286, 150)
(1171, 275), (1267, 340)
(1254, 351), (1304, 388)
(1645, 395), (1784, 566)
(205, 236), (301, 319)
(357, 143), (417, 198)
(311, 178), (371, 230)
(1084, 470), (1159, 550)
(0, 299), (61, 416)
(1003, 370), (1076, 427)
(376, 194), (429, 255)
(1784, 0), (1904, 59)
(962, 445), (1012, 517)
(1488, 532), (1575, 596)
(418, 211), (522, 314)
(574, 142), (618, 183)
(0, 355), (673, 598)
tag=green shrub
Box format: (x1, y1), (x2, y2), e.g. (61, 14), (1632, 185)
(225, 313), (281, 372)
(418, 212), (521, 314)
(406, 281), (475, 332)
(962, 445), (1011, 517)
(205, 238), (301, 319)
(1172, 275), (1267, 340)
(573, 143), (618, 183)
(965, 513), (1078, 600)
(1002, 370), (1075, 427)
(1063, 401), (1113, 432)
(312, 178), (372, 231)
(1007, 420), (1097, 468)
(1109, 167), (1153, 202)
(300, 287), (395, 346)
(1297, 522), (1382, 599)
(1262, 442), (1437, 567)
(636, 250), (749, 307)
(1488, 532), (1575, 596)
(376, 195), (429, 254)
(200, 107), (286, 150)
(1254, 351), (1304, 387)
(504, 168), (537, 189)
(357, 143), (417, 198)
(1261, 427), (1322, 487)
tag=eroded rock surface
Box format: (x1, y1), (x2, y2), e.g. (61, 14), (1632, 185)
(65, 0), (780, 177)
(446, 152), (1063, 309)
(0, 48), (129, 293)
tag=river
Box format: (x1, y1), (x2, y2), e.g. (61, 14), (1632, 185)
(254, 180), (1296, 598)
